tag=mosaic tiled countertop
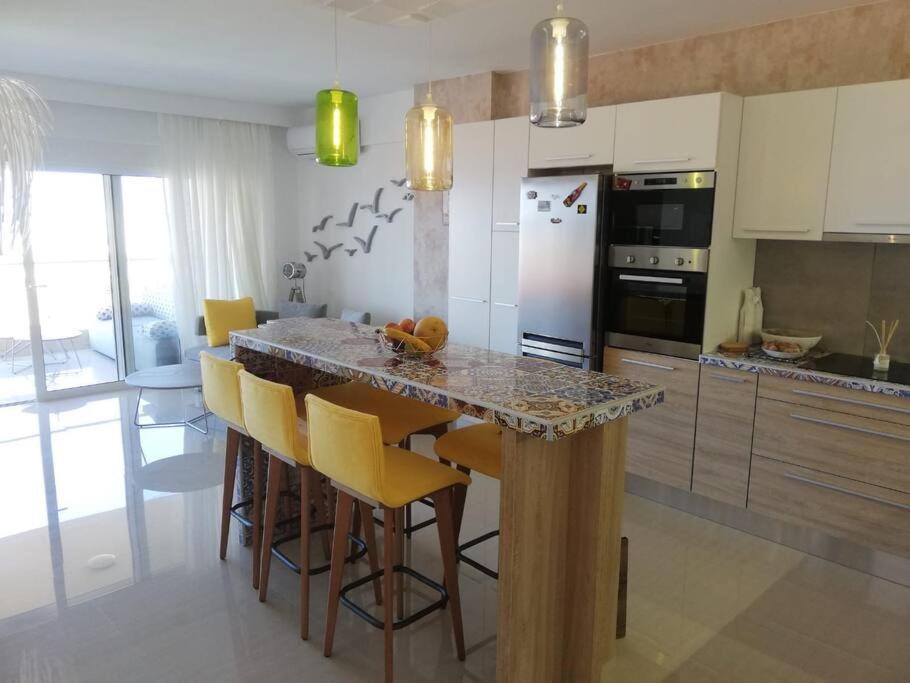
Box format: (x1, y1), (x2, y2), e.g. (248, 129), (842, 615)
(701, 351), (910, 399)
(230, 318), (664, 441)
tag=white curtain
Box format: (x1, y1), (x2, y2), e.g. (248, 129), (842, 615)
(158, 114), (277, 346)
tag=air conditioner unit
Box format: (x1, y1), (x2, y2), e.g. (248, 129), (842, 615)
(286, 122), (365, 158)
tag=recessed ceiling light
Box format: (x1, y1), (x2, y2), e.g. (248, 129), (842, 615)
(87, 554), (117, 570)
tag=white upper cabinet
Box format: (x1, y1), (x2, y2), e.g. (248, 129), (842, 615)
(614, 93), (724, 172)
(825, 79), (910, 235)
(489, 231), (520, 354)
(449, 120), (494, 347)
(492, 117), (529, 228)
(528, 105), (616, 169)
(733, 88), (837, 240)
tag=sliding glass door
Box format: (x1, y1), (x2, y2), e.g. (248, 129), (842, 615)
(0, 171), (177, 406)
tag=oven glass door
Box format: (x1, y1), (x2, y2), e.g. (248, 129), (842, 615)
(607, 269), (707, 346)
(611, 187), (714, 247)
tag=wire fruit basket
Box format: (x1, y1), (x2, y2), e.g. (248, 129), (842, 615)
(377, 329), (448, 357)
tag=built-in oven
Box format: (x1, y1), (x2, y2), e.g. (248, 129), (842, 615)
(611, 171), (715, 247)
(605, 246), (709, 360)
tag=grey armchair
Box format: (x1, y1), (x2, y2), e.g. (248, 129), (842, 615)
(184, 309), (279, 362)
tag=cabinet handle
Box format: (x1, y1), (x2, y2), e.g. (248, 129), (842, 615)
(710, 373), (749, 384)
(855, 220), (910, 227)
(791, 388), (910, 416)
(783, 472), (910, 513)
(632, 157), (693, 165)
(544, 154), (593, 162)
(741, 227), (811, 233)
(621, 358), (676, 371)
(494, 221), (519, 226)
(451, 296), (488, 304)
(493, 302), (518, 308)
(618, 274), (685, 285)
(789, 412), (910, 443)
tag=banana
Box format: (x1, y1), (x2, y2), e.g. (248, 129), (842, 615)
(383, 327), (432, 352)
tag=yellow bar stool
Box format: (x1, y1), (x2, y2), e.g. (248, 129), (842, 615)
(200, 352), (267, 589)
(298, 382), (460, 537)
(305, 394), (470, 683)
(434, 422), (631, 637)
(238, 370), (376, 640)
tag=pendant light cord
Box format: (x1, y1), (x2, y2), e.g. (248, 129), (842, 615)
(333, 3), (340, 87)
(426, 20), (433, 100)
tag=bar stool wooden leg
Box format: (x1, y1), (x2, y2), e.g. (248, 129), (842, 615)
(383, 506), (396, 683)
(394, 507), (405, 620)
(312, 475), (332, 560)
(433, 487), (466, 661)
(251, 441), (264, 590)
(324, 490), (355, 656)
(358, 500), (383, 606)
(219, 427), (241, 561)
(299, 465), (314, 640)
(259, 454), (283, 602)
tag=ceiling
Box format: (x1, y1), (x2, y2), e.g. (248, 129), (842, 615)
(0, 0), (875, 107)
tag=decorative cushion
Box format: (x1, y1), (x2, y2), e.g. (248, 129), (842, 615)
(131, 302), (153, 316)
(140, 319), (178, 340)
(202, 297), (257, 347)
(96, 306), (113, 321)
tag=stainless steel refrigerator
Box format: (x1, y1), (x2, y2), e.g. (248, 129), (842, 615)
(518, 173), (608, 370)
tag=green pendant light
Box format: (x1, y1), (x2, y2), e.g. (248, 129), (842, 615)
(315, 4), (359, 167)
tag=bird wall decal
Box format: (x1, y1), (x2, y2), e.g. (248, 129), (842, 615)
(360, 187), (383, 214)
(304, 251), (318, 262)
(376, 207), (403, 224)
(336, 203), (359, 227)
(344, 248), (358, 256)
(403, 193), (415, 201)
(390, 178), (406, 187)
(354, 225), (379, 254)
(312, 215), (332, 232)
(314, 241), (343, 259)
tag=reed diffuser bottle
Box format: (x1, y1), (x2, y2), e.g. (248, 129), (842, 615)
(866, 319), (900, 372)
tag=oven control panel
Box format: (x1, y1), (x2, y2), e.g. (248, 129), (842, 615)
(609, 245), (709, 273)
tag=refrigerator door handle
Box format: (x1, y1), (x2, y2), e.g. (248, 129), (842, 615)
(618, 274), (685, 285)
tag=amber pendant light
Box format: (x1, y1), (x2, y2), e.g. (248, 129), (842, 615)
(315, 4), (359, 166)
(529, 1), (589, 128)
(405, 21), (453, 191)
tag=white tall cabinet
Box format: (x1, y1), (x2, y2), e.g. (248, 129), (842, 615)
(448, 120), (494, 348)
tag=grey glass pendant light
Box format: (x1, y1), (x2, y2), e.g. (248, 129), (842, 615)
(529, 2), (589, 128)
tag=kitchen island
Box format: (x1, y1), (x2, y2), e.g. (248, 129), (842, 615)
(231, 317), (664, 682)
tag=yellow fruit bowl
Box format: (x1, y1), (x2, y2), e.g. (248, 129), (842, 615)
(377, 329), (448, 357)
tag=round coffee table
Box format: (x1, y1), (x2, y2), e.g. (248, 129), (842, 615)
(125, 362), (209, 433)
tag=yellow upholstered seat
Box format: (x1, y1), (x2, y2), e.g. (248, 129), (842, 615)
(434, 423), (503, 480)
(199, 352), (245, 430)
(305, 394), (470, 509)
(296, 382), (459, 446)
(239, 370), (309, 466)
(203, 296), (257, 347)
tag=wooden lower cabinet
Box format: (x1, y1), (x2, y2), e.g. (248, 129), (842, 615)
(692, 367), (757, 507)
(748, 455), (910, 558)
(753, 397), (910, 494)
(604, 348), (700, 490)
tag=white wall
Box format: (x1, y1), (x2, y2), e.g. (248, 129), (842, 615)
(293, 89), (415, 325)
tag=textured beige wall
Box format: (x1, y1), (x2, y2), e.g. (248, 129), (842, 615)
(491, 0), (910, 118)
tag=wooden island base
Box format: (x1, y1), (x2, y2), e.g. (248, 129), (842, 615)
(497, 419), (628, 682)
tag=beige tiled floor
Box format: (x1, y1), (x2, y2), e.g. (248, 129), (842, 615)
(0, 389), (908, 682)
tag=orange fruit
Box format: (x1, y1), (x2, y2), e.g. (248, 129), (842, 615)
(414, 316), (448, 350)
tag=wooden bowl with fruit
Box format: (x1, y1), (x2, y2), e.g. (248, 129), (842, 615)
(378, 316), (449, 357)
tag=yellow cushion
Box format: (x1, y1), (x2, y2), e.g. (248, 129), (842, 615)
(199, 352), (245, 429)
(305, 394), (470, 508)
(202, 297), (256, 347)
(296, 382), (459, 445)
(239, 370), (309, 466)
(434, 423), (503, 480)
